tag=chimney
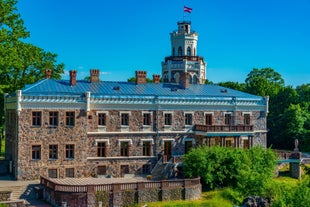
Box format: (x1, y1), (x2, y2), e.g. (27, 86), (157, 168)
(153, 74), (160, 83)
(135, 70), (147, 84)
(45, 69), (52, 79)
(70, 70), (77, 86)
(90, 69), (100, 83)
(180, 72), (190, 89)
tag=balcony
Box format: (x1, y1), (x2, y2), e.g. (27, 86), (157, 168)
(164, 56), (204, 62)
(194, 125), (253, 132)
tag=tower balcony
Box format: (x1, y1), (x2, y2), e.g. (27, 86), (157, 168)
(164, 56), (204, 62)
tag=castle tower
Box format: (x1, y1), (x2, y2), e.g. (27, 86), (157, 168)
(161, 21), (207, 84)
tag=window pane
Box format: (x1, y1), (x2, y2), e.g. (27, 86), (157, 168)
(49, 112), (58, 126)
(185, 114), (192, 125)
(143, 113), (151, 125)
(121, 113), (129, 125)
(97, 142), (106, 157)
(164, 114), (172, 125)
(66, 112), (75, 126)
(32, 145), (41, 160)
(98, 113), (106, 126)
(32, 112), (41, 126)
(205, 114), (212, 125)
(49, 145), (58, 159)
(120, 142), (129, 156)
(66, 144), (74, 159)
(143, 141), (151, 156)
(65, 168), (74, 177)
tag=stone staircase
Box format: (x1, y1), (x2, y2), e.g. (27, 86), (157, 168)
(0, 179), (41, 203)
(151, 157), (175, 180)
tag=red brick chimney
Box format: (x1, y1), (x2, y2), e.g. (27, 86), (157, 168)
(70, 70), (77, 86)
(136, 71), (147, 84)
(180, 72), (190, 89)
(153, 74), (160, 83)
(90, 69), (100, 83)
(45, 69), (52, 79)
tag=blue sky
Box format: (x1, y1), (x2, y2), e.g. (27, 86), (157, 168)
(18, 0), (310, 87)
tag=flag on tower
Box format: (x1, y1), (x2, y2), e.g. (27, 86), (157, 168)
(184, 6), (192, 13)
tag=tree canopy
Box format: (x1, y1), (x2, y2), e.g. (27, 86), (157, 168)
(0, 0), (64, 133)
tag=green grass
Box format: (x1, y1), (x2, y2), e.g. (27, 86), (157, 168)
(139, 190), (234, 207)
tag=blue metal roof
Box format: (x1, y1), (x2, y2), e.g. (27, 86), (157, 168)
(22, 79), (262, 99)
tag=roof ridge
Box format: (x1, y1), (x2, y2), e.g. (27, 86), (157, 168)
(23, 79), (52, 92)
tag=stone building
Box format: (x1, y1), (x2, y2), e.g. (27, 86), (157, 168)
(3, 21), (269, 180)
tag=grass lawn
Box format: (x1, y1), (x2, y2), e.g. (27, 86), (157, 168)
(139, 190), (233, 207)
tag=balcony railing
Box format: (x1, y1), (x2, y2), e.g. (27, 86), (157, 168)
(194, 125), (254, 132)
(164, 56), (204, 62)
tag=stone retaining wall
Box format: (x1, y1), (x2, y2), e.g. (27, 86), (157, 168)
(41, 177), (201, 207)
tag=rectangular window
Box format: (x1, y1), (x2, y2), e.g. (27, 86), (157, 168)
(205, 114), (212, 125)
(48, 169), (57, 178)
(66, 112), (75, 126)
(244, 114), (251, 125)
(143, 113), (151, 125)
(49, 145), (58, 159)
(164, 113), (172, 125)
(121, 113), (129, 126)
(65, 144), (74, 159)
(143, 141), (151, 156)
(32, 145), (41, 160)
(65, 168), (74, 178)
(120, 142), (129, 156)
(97, 142), (106, 157)
(185, 114), (193, 125)
(32, 111), (42, 126)
(97, 166), (107, 175)
(225, 114), (232, 125)
(98, 113), (106, 126)
(49, 112), (58, 126)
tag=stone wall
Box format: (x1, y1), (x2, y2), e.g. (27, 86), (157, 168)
(15, 109), (88, 180)
(0, 191), (11, 201)
(42, 178), (201, 207)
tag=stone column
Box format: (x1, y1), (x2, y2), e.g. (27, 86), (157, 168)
(113, 183), (122, 207)
(87, 185), (95, 207)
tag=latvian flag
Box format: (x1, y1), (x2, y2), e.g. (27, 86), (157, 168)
(184, 6), (192, 13)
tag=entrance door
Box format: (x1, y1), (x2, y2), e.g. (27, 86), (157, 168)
(120, 165), (129, 177)
(164, 141), (172, 161)
(185, 140), (192, 154)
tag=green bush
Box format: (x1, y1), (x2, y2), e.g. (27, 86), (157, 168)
(183, 145), (277, 196)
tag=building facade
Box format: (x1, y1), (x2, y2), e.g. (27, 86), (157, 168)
(4, 21), (269, 180)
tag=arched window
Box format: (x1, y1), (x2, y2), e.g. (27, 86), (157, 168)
(192, 75), (198, 84)
(174, 73), (180, 83)
(178, 46), (183, 56)
(188, 75), (192, 84)
(172, 47), (175, 56)
(187, 46), (191, 56)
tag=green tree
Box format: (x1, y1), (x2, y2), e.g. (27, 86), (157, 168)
(0, 0), (64, 137)
(217, 81), (245, 91)
(127, 77), (153, 83)
(245, 67), (284, 97)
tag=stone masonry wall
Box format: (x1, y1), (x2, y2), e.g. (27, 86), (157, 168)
(16, 109), (88, 180)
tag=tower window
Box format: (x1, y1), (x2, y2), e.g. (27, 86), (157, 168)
(178, 46), (183, 56)
(172, 47), (175, 56)
(187, 46), (191, 56)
